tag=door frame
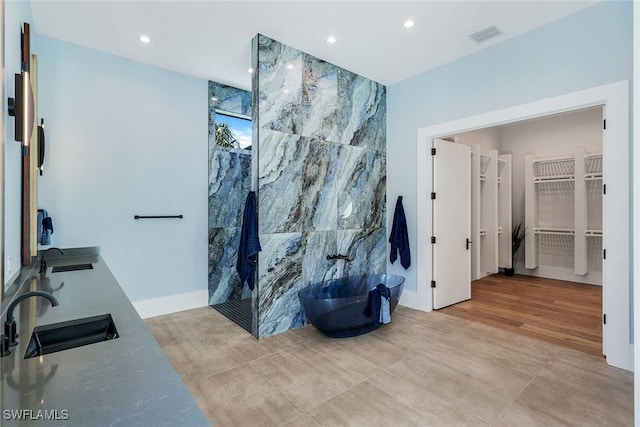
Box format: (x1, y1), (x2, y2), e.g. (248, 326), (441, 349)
(414, 80), (630, 371)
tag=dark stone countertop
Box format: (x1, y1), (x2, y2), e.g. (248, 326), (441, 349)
(0, 248), (210, 426)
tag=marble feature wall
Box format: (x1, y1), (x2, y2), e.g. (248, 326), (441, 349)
(253, 34), (387, 338)
(207, 82), (253, 311)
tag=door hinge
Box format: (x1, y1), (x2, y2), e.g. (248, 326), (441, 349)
(431, 236), (436, 244)
(431, 148), (436, 155)
(431, 192), (436, 200)
(603, 184), (606, 195)
(431, 280), (436, 288)
(603, 119), (606, 130)
(603, 249), (607, 260)
(603, 314), (607, 325)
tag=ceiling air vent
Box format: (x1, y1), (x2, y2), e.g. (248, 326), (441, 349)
(469, 25), (503, 43)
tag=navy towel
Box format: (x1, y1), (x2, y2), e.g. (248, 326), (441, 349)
(236, 191), (262, 291)
(38, 209), (54, 245)
(389, 196), (411, 269)
(364, 284), (391, 326)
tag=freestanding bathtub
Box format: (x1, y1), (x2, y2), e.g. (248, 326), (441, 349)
(298, 274), (405, 338)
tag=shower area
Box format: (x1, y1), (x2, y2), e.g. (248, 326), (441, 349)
(207, 81), (254, 333)
(208, 34), (387, 339)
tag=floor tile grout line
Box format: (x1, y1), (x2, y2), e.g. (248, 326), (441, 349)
(490, 376), (535, 426)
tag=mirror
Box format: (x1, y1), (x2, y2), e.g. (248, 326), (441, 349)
(5, 22), (38, 268)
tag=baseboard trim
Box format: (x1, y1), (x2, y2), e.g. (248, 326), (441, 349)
(133, 290), (209, 319)
(399, 288), (430, 312)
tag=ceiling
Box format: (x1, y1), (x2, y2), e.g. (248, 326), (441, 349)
(30, 1), (597, 90)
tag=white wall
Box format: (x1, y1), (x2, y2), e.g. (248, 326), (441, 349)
(452, 127), (500, 152)
(387, 1), (632, 294)
(35, 35), (208, 303)
(3, 0), (32, 285)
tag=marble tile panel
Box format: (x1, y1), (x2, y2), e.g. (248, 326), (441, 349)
(258, 130), (309, 233)
(257, 233), (304, 338)
(336, 228), (386, 278)
(301, 231), (338, 288)
(257, 35), (304, 135)
(209, 81), (252, 117)
(197, 364), (301, 427)
(301, 140), (337, 231)
(336, 145), (385, 230)
(208, 148), (252, 229)
(208, 226), (243, 305)
(337, 68), (386, 153)
(299, 54), (338, 141)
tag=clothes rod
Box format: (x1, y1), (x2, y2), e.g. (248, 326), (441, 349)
(134, 215), (184, 220)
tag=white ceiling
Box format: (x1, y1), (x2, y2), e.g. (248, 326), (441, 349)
(30, 1), (597, 90)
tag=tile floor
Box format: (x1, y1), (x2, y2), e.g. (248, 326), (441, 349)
(145, 306), (633, 427)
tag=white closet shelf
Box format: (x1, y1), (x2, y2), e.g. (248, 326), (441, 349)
(532, 155), (575, 164)
(585, 173), (603, 181)
(534, 227), (575, 236)
(585, 229), (603, 237)
(534, 175), (575, 183)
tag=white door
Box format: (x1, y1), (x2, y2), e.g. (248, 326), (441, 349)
(432, 139), (471, 309)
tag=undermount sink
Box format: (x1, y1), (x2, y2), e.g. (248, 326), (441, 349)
(51, 263), (93, 273)
(24, 314), (119, 359)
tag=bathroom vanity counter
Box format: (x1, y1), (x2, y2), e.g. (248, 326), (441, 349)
(0, 248), (209, 426)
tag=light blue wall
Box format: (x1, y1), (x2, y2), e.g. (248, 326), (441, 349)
(3, 0), (32, 284)
(34, 35), (208, 302)
(387, 1), (632, 297)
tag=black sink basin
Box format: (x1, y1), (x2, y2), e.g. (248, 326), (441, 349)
(24, 314), (119, 359)
(51, 263), (93, 273)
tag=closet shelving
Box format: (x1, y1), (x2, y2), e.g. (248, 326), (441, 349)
(525, 149), (602, 278)
(471, 147), (500, 279)
(497, 155), (512, 269)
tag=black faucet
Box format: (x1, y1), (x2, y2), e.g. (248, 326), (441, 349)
(39, 247), (65, 274)
(4, 291), (59, 347)
(326, 254), (353, 262)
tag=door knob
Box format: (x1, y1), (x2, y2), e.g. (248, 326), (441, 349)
(466, 238), (472, 250)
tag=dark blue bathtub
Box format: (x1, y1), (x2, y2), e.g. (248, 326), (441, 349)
(298, 274), (405, 338)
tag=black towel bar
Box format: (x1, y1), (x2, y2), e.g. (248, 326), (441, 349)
(134, 215), (184, 220)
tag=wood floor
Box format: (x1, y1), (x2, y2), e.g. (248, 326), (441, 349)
(440, 274), (603, 357)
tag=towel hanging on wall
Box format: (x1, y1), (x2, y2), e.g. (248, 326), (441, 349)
(389, 196), (411, 269)
(38, 209), (54, 246)
(236, 191), (262, 290)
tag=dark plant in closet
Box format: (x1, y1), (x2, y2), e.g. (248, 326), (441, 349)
(505, 224), (526, 277)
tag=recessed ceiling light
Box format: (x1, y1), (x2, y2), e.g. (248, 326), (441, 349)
(248, 68), (254, 73)
(404, 20), (415, 29)
(286, 64), (294, 70)
(139, 35), (151, 44)
(326, 36), (337, 44)
(283, 89), (290, 94)
(211, 96), (218, 102)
